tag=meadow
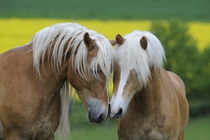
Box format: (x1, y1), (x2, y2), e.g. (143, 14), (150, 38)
(68, 103), (210, 140)
(0, 18), (210, 54)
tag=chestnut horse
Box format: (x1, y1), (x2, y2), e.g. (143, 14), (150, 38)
(110, 31), (189, 140)
(0, 23), (115, 140)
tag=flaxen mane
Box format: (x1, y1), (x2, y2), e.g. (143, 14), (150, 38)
(115, 30), (165, 85)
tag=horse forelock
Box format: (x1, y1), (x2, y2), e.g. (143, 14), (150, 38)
(116, 30), (165, 85)
(90, 36), (114, 79)
(31, 23), (114, 81)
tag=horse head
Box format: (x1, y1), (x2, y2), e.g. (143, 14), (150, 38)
(109, 31), (165, 119)
(67, 32), (115, 123)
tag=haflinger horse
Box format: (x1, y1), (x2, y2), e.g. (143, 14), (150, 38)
(0, 23), (115, 140)
(109, 31), (189, 140)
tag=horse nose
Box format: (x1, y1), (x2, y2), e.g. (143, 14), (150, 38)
(110, 107), (123, 119)
(88, 109), (105, 123)
(115, 108), (123, 118)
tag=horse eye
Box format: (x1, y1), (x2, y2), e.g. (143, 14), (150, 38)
(89, 68), (103, 77)
(97, 69), (103, 74)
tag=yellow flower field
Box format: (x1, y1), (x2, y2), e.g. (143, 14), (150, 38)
(0, 18), (209, 53)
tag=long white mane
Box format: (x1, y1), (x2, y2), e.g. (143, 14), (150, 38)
(32, 23), (114, 79)
(31, 23), (114, 140)
(116, 30), (165, 85)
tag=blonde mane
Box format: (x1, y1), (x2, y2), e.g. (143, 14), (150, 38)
(31, 23), (114, 140)
(32, 23), (114, 80)
(116, 30), (165, 85)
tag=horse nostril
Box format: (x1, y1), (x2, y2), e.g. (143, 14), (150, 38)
(97, 113), (105, 123)
(116, 108), (122, 116)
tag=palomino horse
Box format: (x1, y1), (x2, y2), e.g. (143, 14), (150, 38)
(109, 31), (189, 140)
(0, 23), (115, 140)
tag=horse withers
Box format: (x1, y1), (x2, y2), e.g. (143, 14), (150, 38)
(109, 31), (189, 140)
(0, 23), (115, 140)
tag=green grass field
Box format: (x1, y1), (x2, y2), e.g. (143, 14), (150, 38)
(67, 102), (210, 140)
(0, 0), (209, 20)
(185, 117), (210, 140)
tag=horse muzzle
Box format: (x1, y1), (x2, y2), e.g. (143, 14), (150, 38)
(88, 108), (106, 123)
(109, 104), (123, 119)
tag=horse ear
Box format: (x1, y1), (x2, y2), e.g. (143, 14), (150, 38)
(83, 32), (94, 50)
(140, 36), (147, 50)
(116, 34), (125, 45)
(109, 40), (117, 46)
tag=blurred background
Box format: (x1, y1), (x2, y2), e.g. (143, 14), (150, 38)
(0, 0), (210, 139)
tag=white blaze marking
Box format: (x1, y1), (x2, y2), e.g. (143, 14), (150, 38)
(111, 69), (130, 114)
(116, 69), (130, 99)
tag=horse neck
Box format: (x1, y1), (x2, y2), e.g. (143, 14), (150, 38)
(130, 68), (164, 115)
(36, 64), (68, 95)
(31, 44), (71, 96)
